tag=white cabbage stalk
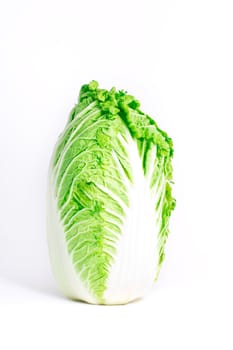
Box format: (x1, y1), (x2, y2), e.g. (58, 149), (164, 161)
(47, 81), (175, 305)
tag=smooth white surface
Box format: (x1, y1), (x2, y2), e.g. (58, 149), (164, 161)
(104, 136), (158, 304)
(0, 0), (232, 349)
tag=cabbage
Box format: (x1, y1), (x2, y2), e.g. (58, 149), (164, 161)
(47, 81), (175, 304)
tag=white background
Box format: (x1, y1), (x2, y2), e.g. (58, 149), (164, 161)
(0, 0), (233, 349)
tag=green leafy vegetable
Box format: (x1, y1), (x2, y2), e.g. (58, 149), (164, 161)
(47, 81), (175, 304)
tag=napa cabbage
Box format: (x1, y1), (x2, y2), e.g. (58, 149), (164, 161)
(47, 81), (175, 304)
